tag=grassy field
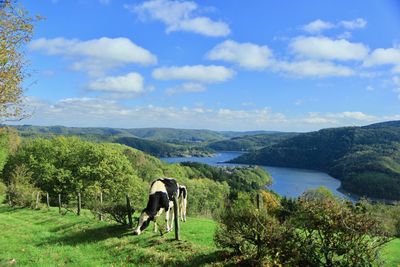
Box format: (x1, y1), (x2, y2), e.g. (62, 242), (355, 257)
(0, 201), (399, 266)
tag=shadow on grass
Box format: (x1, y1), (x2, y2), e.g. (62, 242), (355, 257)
(0, 205), (26, 214)
(166, 250), (228, 267)
(42, 224), (132, 246)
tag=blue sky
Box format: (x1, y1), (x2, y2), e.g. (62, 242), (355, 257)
(17, 0), (400, 131)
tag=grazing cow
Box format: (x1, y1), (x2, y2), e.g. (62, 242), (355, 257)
(178, 185), (187, 222)
(133, 178), (179, 235)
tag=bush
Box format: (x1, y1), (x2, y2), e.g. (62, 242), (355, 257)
(214, 195), (298, 266)
(6, 164), (41, 208)
(215, 189), (392, 266)
(91, 202), (135, 225)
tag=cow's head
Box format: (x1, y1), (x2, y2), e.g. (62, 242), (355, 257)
(133, 210), (152, 235)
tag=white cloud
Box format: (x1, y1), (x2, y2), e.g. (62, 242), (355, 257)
(127, 0), (230, 37)
(29, 37), (157, 75)
(18, 97), (399, 132)
(340, 18), (367, 30)
(290, 36), (369, 61)
(363, 48), (400, 67)
(302, 19), (335, 33)
(88, 72), (145, 94)
(302, 18), (367, 34)
(274, 60), (355, 77)
(152, 65), (235, 83)
(165, 82), (206, 95)
(303, 111), (376, 125)
(206, 40), (273, 70)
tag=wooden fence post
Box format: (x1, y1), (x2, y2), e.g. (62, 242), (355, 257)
(126, 194), (133, 228)
(46, 192), (50, 208)
(35, 192), (40, 209)
(77, 193), (81, 216)
(173, 193), (180, 241)
(58, 194), (62, 214)
(8, 194), (11, 206)
(99, 192), (103, 221)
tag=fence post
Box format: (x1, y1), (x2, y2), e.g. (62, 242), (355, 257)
(99, 192), (103, 221)
(126, 194), (133, 228)
(8, 194), (11, 206)
(173, 193), (180, 241)
(58, 194), (62, 214)
(46, 192), (50, 208)
(35, 192), (40, 209)
(77, 193), (81, 216)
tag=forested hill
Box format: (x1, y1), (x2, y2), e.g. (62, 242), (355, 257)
(7, 125), (271, 144)
(207, 133), (298, 151)
(231, 121), (400, 200)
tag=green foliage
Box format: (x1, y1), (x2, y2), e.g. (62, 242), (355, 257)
(91, 202), (134, 225)
(180, 162), (271, 198)
(115, 136), (214, 157)
(207, 132), (298, 151)
(2, 137), (148, 208)
(6, 164), (40, 208)
(233, 123), (400, 200)
(215, 189), (392, 266)
(0, 127), (19, 173)
(0, 181), (6, 196)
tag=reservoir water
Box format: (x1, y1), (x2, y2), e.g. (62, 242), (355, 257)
(162, 151), (354, 201)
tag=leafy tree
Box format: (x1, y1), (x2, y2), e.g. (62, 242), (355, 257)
(0, 1), (39, 120)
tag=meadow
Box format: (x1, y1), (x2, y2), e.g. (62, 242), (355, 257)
(0, 197), (399, 267)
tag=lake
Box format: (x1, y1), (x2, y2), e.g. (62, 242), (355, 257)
(161, 151), (355, 201)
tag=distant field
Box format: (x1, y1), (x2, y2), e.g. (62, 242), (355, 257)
(0, 201), (399, 266)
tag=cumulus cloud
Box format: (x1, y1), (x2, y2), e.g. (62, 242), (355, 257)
(302, 19), (335, 33)
(29, 37), (157, 75)
(165, 82), (206, 95)
(152, 65), (235, 83)
(206, 40), (273, 70)
(274, 60), (355, 77)
(290, 36), (369, 61)
(126, 0), (230, 37)
(363, 47), (400, 68)
(88, 72), (145, 94)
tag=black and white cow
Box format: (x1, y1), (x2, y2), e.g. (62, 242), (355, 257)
(133, 178), (179, 235)
(178, 185), (187, 222)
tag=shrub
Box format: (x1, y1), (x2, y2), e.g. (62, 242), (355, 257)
(91, 202), (135, 225)
(6, 164), (41, 208)
(0, 181), (6, 196)
(214, 195), (298, 266)
(215, 189), (392, 266)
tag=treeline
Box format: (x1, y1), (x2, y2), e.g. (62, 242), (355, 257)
(207, 133), (297, 151)
(0, 132), (270, 217)
(232, 122), (400, 200)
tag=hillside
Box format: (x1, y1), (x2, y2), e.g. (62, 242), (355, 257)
(0, 204), (221, 266)
(231, 121), (400, 200)
(207, 132), (298, 151)
(0, 200), (399, 266)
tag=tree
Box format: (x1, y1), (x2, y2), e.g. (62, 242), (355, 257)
(0, 0), (37, 120)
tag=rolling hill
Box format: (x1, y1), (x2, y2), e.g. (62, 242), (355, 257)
(231, 121), (400, 201)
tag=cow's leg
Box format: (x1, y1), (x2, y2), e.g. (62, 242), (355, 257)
(169, 201), (175, 231)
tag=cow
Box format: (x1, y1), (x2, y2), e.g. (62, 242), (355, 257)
(178, 185), (187, 222)
(133, 178), (179, 235)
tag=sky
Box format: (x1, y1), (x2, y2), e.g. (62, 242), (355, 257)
(14, 0), (400, 131)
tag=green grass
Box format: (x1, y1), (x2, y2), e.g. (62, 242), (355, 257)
(0, 202), (399, 267)
(382, 239), (400, 267)
(0, 204), (222, 266)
